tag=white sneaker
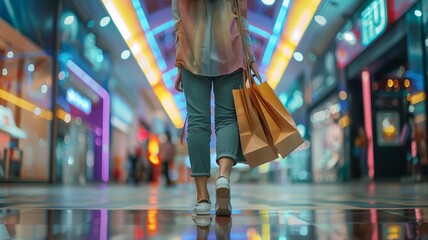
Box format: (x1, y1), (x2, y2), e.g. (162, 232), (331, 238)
(215, 177), (232, 216)
(192, 215), (212, 227)
(193, 200), (211, 215)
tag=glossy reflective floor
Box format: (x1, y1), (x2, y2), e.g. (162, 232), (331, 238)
(0, 182), (427, 239)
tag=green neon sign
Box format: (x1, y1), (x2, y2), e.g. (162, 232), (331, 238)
(361, 0), (388, 46)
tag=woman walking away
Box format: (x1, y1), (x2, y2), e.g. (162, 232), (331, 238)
(172, 0), (260, 216)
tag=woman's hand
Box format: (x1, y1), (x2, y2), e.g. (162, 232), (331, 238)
(175, 69), (183, 92)
(250, 61), (262, 81)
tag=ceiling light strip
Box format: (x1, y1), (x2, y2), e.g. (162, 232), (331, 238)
(102, 0), (131, 40)
(131, 0), (167, 71)
(262, 0), (292, 66)
(249, 25), (271, 39)
(266, 0), (321, 89)
(152, 20), (175, 36)
(102, 0), (183, 128)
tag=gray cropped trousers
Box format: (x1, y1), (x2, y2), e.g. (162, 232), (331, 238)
(182, 67), (242, 177)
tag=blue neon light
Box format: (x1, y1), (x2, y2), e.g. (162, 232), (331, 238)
(131, 0), (167, 71)
(273, 0), (291, 35)
(164, 68), (178, 78)
(249, 25), (271, 39)
(163, 75), (174, 89)
(66, 88), (92, 114)
(152, 20), (175, 35)
(173, 93), (186, 110)
(163, 68), (179, 89)
(146, 33), (167, 71)
(262, 35), (278, 66)
(132, 0), (150, 31)
(262, 0), (292, 66)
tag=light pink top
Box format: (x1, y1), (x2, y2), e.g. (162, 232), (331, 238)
(172, 0), (255, 77)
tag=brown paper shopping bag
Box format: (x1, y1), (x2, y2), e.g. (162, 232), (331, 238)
(233, 81), (278, 168)
(250, 82), (304, 160)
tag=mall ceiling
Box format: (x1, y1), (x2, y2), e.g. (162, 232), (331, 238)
(71, 0), (362, 127)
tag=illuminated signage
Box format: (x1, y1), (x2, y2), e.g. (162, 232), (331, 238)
(66, 88), (92, 114)
(361, 0), (387, 46)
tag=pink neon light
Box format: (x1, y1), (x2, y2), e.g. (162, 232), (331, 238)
(370, 208), (379, 240)
(100, 209), (108, 240)
(362, 71), (375, 179)
(66, 60), (110, 182)
(415, 208), (422, 222)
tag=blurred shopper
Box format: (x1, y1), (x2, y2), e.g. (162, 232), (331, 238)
(127, 147), (143, 185)
(173, 0), (260, 216)
(159, 131), (175, 187)
(400, 113), (419, 181)
(135, 146), (144, 183)
(354, 126), (369, 180)
(418, 131), (428, 179)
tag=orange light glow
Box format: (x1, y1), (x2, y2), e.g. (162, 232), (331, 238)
(404, 79), (410, 88)
(147, 209), (158, 235)
(339, 91), (347, 100)
(148, 134), (160, 165)
(247, 228), (262, 240)
(56, 108), (70, 122)
(149, 155), (160, 165)
(393, 80), (399, 88)
(410, 92), (426, 105)
(148, 196), (158, 205)
(0, 89), (53, 121)
(339, 115), (350, 128)
(266, 0), (321, 89)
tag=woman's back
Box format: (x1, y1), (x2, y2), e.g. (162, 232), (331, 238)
(173, 0), (254, 76)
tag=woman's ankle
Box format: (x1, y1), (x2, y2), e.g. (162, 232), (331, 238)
(217, 175), (230, 181)
(197, 195), (210, 203)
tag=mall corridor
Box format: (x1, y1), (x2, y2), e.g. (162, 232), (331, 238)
(0, 182), (427, 239)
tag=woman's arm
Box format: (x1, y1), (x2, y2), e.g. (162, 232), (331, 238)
(172, 0), (183, 92)
(238, 0), (256, 63)
(239, 0), (261, 79)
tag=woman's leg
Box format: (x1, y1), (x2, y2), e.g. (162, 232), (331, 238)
(218, 158), (233, 179)
(213, 69), (242, 178)
(195, 176), (209, 201)
(212, 69), (242, 216)
(182, 68), (212, 202)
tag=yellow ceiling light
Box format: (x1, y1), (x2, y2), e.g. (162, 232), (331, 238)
(266, 0), (321, 89)
(102, 0), (183, 128)
(154, 85), (183, 127)
(101, 0), (131, 40)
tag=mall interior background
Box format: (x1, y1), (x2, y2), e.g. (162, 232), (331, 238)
(0, 0), (428, 185)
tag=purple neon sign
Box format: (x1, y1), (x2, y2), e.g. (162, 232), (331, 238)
(66, 60), (110, 182)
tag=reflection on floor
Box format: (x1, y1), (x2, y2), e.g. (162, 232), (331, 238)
(0, 182), (427, 239)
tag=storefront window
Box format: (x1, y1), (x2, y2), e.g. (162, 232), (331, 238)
(57, 3), (112, 183)
(0, 20), (52, 181)
(310, 96), (345, 183)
